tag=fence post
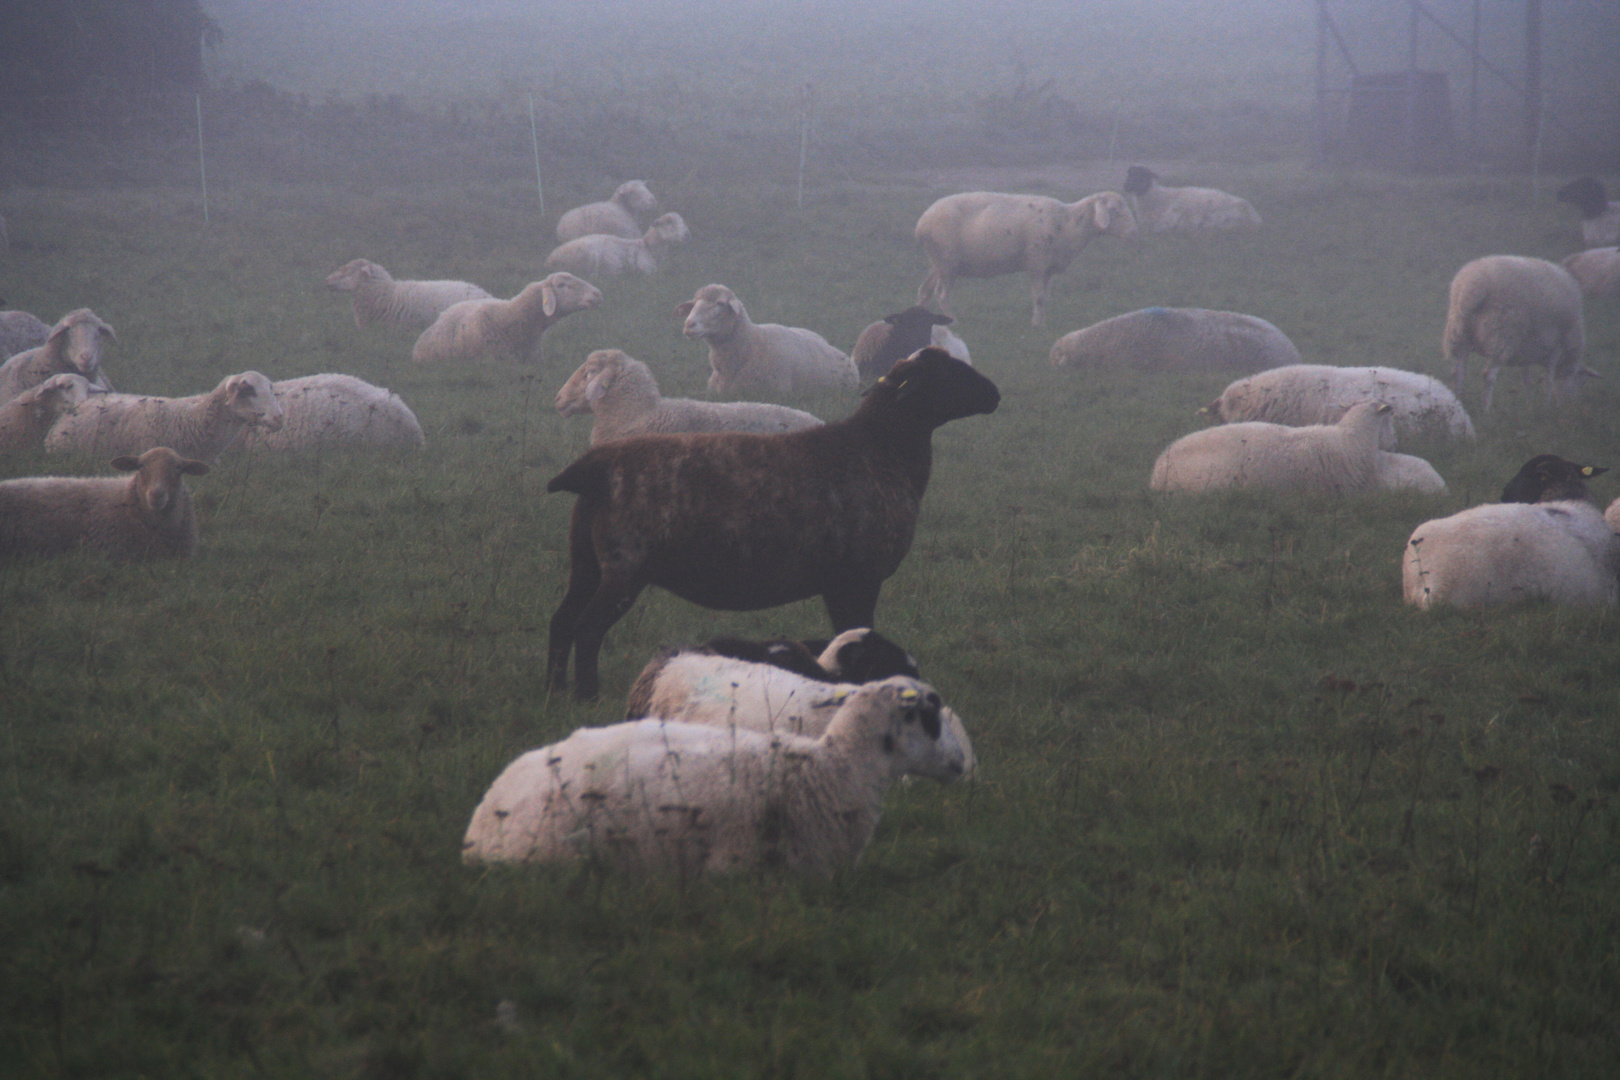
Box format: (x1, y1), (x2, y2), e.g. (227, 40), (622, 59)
(528, 93), (544, 216)
(196, 94), (209, 224)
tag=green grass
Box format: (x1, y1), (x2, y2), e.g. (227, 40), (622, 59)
(1, 163), (1618, 1078)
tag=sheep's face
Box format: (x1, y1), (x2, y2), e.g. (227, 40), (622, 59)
(646, 213), (691, 247)
(1123, 165), (1158, 196)
(556, 350), (624, 415)
(678, 286), (743, 340)
(226, 372), (285, 432)
(614, 181), (660, 216)
(50, 311), (116, 391)
(1556, 177), (1608, 218)
(858, 678), (974, 783)
(112, 447), (209, 518)
(871, 348), (1000, 427)
(324, 259), (372, 291)
(539, 273), (604, 319)
(1084, 191), (1137, 238)
(22, 374), (93, 420)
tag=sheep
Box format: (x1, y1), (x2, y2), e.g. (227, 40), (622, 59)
(0, 310), (51, 360)
(1207, 365), (1475, 446)
(461, 676), (973, 876)
(45, 371), (284, 464)
(323, 258), (492, 332)
(1555, 177), (1620, 248)
(1561, 248), (1620, 300)
(1443, 255), (1595, 412)
(543, 213), (690, 279)
(0, 446), (209, 561)
(1050, 307), (1299, 375)
(555, 349), (822, 447)
(554, 181), (661, 243)
(914, 189), (1135, 327)
(0, 374), (93, 454)
(677, 284), (857, 397)
(237, 374), (424, 453)
(1121, 165), (1262, 234)
(0, 308), (116, 406)
(1374, 452), (1447, 495)
(849, 307), (972, 381)
(1499, 454), (1607, 504)
(411, 273), (602, 365)
(546, 348), (1000, 699)
(1607, 498), (1620, 534)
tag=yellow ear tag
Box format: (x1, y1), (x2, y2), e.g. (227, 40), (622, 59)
(899, 688), (919, 702)
(832, 691), (850, 705)
(1583, 467), (1594, 476)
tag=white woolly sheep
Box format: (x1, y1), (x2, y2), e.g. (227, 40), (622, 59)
(555, 349), (821, 447)
(1374, 452), (1447, 495)
(0, 374), (93, 454)
(1561, 248), (1620, 300)
(0, 308), (116, 406)
(46, 371), (284, 464)
(461, 677), (973, 876)
(1051, 307), (1299, 375)
(412, 273), (603, 365)
(1443, 255), (1593, 412)
(849, 307), (972, 381)
(1122, 165), (1262, 234)
(915, 189), (1135, 327)
(237, 374), (424, 453)
(555, 181), (661, 243)
(677, 284), (857, 397)
(1208, 365), (1475, 446)
(544, 213), (691, 279)
(0, 310), (51, 360)
(1607, 497), (1620, 534)
(1555, 178), (1620, 248)
(0, 446), (209, 561)
(324, 258), (492, 332)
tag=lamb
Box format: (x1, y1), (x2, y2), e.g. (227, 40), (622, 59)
(461, 677), (973, 876)
(1121, 165), (1262, 234)
(1207, 365), (1475, 445)
(1561, 248), (1620, 300)
(554, 181), (661, 243)
(411, 273), (602, 365)
(0, 374), (94, 454)
(546, 348), (1000, 699)
(0, 310), (51, 360)
(0, 446), (209, 561)
(1443, 255), (1594, 412)
(1555, 177), (1620, 248)
(45, 370), (284, 464)
(849, 307), (971, 381)
(555, 349), (821, 447)
(1051, 307), (1299, 375)
(0, 308), (116, 406)
(323, 258), (492, 332)
(543, 213), (690, 279)
(237, 374), (424, 453)
(677, 284), (857, 397)
(914, 189), (1135, 327)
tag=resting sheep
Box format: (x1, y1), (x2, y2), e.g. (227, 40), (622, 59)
(0, 374), (93, 454)
(0, 310), (51, 360)
(45, 370), (284, 464)
(1207, 365), (1475, 445)
(323, 258), (492, 332)
(849, 307), (971, 381)
(461, 677), (973, 876)
(544, 213), (690, 278)
(1555, 177), (1620, 248)
(1374, 452), (1447, 495)
(555, 349), (821, 447)
(1443, 255), (1593, 412)
(238, 374), (424, 453)
(1499, 454), (1607, 504)
(1051, 307), (1299, 375)
(1122, 165), (1262, 234)
(1561, 248), (1620, 300)
(412, 273), (602, 365)
(915, 189), (1135, 327)
(677, 284), (857, 397)
(546, 349), (1000, 699)
(554, 181), (660, 243)
(0, 447), (209, 561)
(0, 308), (116, 406)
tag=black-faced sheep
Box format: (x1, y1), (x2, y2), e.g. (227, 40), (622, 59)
(1500, 454), (1607, 504)
(323, 259), (492, 332)
(1555, 177), (1620, 248)
(1444, 255), (1594, 412)
(0, 308), (115, 406)
(0, 447), (209, 561)
(555, 181), (661, 242)
(1122, 165), (1262, 234)
(677, 284), (857, 397)
(1051, 307), (1299, 374)
(411, 273), (603, 365)
(849, 307), (967, 381)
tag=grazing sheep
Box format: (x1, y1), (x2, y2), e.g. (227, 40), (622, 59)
(849, 307), (971, 381)
(323, 258), (492, 332)
(238, 374), (424, 453)
(0, 308), (116, 406)
(546, 348), (1000, 699)
(0, 447), (209, 561)
(677, 284), (857, 397)
(1122, 165), (1262, 234)
(1561, 248), (1620, 300)
(412, 273), (602, 365)
(0, 310), (51, 360)
(544, 213), (691, 278)
(1051, 307), (1299, 375)
(555, 349), (821, 447)
(1207, 365), (1475, 445)
(461, 677), (973, 876)
(555, 181), (661, 243)
(1444, 255), (1593, 412)
(0, 374), (93, 454)
(46, 371), (284, 464)
(915, 189), (1135, 327)
(1555, 177), (1620, 248)
(1499, 454), (1607, 504)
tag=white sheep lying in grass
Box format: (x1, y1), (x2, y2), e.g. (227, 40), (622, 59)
(677, 284), (856, 396)
(555, 181), (661, 242)
(412, 273), (602, 365)
(1374, 453), (1447, 495)
(238, 374), (424, 453)
(556, 349), (821, 446)
(1443, 255), (1593, 412)
(0, 374), (93, 453)
(1122, 165), (1262, 234)
(544, 213), (690, 279)
(461, 677), (973, 876)
(324, 258), (492, 332)
(1562, 248), (1619, 300)
(1208, 365), (1475, 445)
(0, 310), (51, 360)
(0, 446), (209, 561)
(1051, 307), (1299, 374)
(0, 308), (115, 406)
(45, 371), (284, 464)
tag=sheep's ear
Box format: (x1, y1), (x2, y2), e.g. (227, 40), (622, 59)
(180, 460), (210, 477)
(1375, 402), (1393, 415)
(98, 322), (117, 342)
(726, 298), (744, 318)
(232, 378), (257, 400)
(932, 313), (954, 326)
(110, 456), (140, 472)
(541, 284), (558, 318)
(585, 370), (612, 402)
(1093, 198), (1114, 231)
(674, 301), (695, 318)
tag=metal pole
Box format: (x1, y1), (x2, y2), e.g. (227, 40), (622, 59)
(1469, 0), (1480, 153)
(528, 93), (544, 215)
(1315, 2), (1329, 163)
(195, 94), (208, 224)
(1406, 0), (1420, 170)
(1524, 0), (1542, 172)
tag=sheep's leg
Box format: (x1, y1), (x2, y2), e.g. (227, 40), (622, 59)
(919, 269), (954, 320)
(1480, 366), (1499, 413)
(1029, 271), (1051, 328)
(823, 580), (884, 633)
(546, 509), (603, 690)
(567, 571), (646, 701)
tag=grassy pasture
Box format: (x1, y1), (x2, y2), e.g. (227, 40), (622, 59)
(1, 163), (1618, 1078)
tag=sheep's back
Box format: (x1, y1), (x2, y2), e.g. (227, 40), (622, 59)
(1403, 502), (1618, 609)
(1053, 308), (1297, 373)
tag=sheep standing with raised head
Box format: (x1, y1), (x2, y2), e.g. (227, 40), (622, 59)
(45, 371), (284, 464)
(1555, 177), (1620, 248)
(0, 447), (209, 561)
(555, 181), (661, 242)
(677, 284), (857, 397)
(0, 310), (51, 360)
(544, 213), (691, 279)
(462, 677), (973, 876)
(1122, 165), (1262, 234)
(1208, 365), (1475, 444)
(1443, 255), (1593, 412)
(546, 349), (1000, 699)
(555, 349), (821, 447)
(238, 374), (424, 453)
(0, 308), (115, 406)
(849, 306), (968, 381)
(1051, 307), (1299, 375)
(915, 189), (1135, 327)
(0, 374), (93, 454)
(323, 259), (491, 332)
(412, 273), (602, 365)
(1561, 248), (1620, 300)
